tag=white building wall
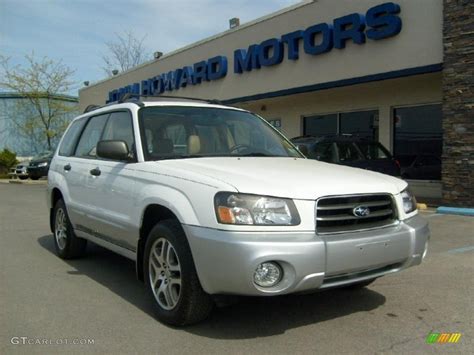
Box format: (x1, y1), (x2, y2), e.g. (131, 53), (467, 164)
(239, 72), (442, 147)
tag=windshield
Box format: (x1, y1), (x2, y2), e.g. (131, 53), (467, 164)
(139, 106), (302, 160)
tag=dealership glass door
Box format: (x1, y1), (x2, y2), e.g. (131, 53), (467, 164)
(303, 110), (378, 139)
(393, 104), (442, 180)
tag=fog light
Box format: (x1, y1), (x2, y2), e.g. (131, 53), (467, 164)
(254, 262), (282, 287)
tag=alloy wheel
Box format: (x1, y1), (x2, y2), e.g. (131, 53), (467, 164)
(149, 238), (182, 310)
(55, 208), (68, 250)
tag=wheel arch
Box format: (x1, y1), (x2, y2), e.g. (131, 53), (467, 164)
(136, 204), (182, 282)
(50, 188), (64, 233)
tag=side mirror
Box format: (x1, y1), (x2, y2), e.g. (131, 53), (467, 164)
(297, 144), (308, 156)
(97, 140), (130, 161)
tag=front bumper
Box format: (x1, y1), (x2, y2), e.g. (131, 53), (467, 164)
(27, 166), (49, 178)
(184, 214), (429, 296)
(15, 170), (29, 177)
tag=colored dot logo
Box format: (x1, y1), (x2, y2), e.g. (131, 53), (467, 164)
(426, 333), (462, 344)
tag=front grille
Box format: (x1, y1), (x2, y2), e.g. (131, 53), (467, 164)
(316, 194), (397, 234)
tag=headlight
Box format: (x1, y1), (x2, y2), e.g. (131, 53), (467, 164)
(214, 192), (300, 225)
(37, 162), (49, 167)
(401, 188), (417, 213)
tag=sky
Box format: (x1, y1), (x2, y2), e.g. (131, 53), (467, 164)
(1, 0), (300, 95)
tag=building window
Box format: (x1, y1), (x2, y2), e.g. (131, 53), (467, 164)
(340, 110), (378, 139)
(303, 110), (378, 140)
(303, 113), (337, 136)
(393, 104), (442, 180)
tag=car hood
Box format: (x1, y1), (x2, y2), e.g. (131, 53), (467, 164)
(157, 157), (407, 199)
(29, 158), (51, 165)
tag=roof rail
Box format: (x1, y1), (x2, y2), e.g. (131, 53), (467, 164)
(83, 104), (101, 113)
(118, 93), (223, 105)
(84, 94), (226, 114)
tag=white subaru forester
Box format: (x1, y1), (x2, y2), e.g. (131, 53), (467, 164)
(47, 97), (430, 325)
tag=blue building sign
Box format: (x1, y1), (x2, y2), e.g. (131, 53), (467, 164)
(108, 2), (402, 102)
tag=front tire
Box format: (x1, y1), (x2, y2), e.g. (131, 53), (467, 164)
(144, 219), (213, 326)
(52, 199), (87, 259)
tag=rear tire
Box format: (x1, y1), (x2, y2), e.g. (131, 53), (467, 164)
(30, 176), (40, 180)
(52, 199), (87, 259)
(144, 219), (213, 326)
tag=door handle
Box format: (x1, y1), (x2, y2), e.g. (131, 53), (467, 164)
(63, 164), (71, 172)
(90, 167), (101, 176)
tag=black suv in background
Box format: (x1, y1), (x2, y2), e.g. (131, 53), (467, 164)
(291, 135), (400, 177)
(398, 154), (441, 180)
(27, 151), (54, 180)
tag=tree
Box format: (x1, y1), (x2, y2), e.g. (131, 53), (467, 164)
(0, 148), (18, 171)
(0, 53), (78, 152)
(102, 30), (151, 76)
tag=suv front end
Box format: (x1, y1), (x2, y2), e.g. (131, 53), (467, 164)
(185, 189), (429, 296)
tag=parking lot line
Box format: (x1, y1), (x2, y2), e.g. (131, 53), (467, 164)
(447, 245), (474, 254)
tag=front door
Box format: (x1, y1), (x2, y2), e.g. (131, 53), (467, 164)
(87, 111), (137, 252)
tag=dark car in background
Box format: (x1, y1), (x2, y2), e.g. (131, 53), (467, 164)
(27, 151), (54, 180)
(291, 135), (400, 177)
(398, 154), (441, 180)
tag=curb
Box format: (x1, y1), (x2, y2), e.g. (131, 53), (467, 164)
(437, 206), (474, 217)
(0, 179), (47, 185)
(417, 203), (428, 210)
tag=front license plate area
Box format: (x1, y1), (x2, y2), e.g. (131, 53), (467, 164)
(324, 232), (410, 276)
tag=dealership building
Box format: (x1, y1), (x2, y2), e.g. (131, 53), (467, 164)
(79, 0), (473, 207)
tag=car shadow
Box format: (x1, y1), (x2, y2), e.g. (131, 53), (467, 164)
(38, 234), (155, 316)
(38, 235), (386, 339)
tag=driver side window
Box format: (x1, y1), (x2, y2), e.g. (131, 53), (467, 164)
(101, 111), (135, 158)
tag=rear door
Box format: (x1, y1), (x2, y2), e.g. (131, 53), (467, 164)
(68, 113), (110, 231)
(53, 116), (88, 227)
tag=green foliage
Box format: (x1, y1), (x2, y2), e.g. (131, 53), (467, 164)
(0, 53), (78, 151)
(0, 148), (19, 170)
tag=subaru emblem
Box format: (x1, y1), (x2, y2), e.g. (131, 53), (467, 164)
(353, 206), (370, 217)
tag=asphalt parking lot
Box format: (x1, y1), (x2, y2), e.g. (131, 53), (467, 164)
(1, 183), (473, 354)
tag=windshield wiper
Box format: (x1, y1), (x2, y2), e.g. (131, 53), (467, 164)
(153, 155), (204, 160)
(238, 152), (281, 157)
(152, 153), (283, 160)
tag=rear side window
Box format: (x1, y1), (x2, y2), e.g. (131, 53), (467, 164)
(58, 118), (87, 156)
(336, 143), (363, 162)
(356, 142), (391, 160)
(311, 142), (333, 162)
(74, 114), (110, 158)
